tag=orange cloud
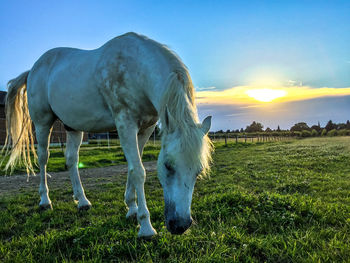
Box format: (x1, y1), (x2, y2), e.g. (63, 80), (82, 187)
(196, 86), (350, 105)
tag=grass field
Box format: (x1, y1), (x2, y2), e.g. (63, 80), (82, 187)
(1, 137), (350, 262)
(0, 143), (160, 176)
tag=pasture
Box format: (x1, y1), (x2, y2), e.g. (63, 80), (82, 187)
(1, 137), (350, 262)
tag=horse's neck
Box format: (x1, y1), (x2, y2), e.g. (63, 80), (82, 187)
(146, 69), (192, 122)
(150, 85), (165, 114)
(145, 77), (170, 117)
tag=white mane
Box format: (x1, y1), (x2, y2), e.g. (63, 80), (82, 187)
(159, 66), (213, 177)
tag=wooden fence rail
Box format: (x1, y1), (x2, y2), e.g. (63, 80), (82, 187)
(208, 134), (293, 145)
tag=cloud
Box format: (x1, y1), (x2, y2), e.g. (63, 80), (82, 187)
(195, 86), (217, 91)
(286, 80), (303, 87)
(195, 85), (350, 105)
(197, 95), (350, 131)
(238, 104), (264, 109)
(224, 112), (247, 117)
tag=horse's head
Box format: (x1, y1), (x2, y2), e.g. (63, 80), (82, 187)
(157, 113), (212, 234)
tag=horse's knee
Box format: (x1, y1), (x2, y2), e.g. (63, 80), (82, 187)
(129, 166), (146, 184)
(66, 152), (77, 168)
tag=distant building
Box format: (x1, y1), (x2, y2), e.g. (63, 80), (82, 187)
(0, 91), (88, 145)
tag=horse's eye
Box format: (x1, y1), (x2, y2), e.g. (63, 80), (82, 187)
(164, 162), (175, 174)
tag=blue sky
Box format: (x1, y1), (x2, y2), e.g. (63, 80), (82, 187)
(1, 0), (350, 130)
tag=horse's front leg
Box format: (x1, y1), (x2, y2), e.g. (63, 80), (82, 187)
(125, 124), (156, 219)
(125, 174), (138, 219)
(116, 115), (157, 238)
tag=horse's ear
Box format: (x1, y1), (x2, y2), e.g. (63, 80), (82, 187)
(165, 106), (175, 132)
(201, 116), (212, 135)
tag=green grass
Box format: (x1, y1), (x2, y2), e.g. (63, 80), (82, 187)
(0, 143), (160, 176)
(1, 137), (350, 262)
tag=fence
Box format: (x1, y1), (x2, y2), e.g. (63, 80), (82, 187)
(0, 116), (162, 148)
(88, 131), (161, 148)
(88, 133), (292, 148)
(209, 133), (293, 145)
(1, 115), (293, 149)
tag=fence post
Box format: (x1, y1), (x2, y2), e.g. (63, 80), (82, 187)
(236, 135), (238, 143)
(107, 132), (110, 148)
(245, 135), (247, 143)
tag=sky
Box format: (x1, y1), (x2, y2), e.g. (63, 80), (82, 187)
(0, 0), (349, 131)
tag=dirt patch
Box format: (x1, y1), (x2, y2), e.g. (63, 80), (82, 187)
(0, 161), (157, 196)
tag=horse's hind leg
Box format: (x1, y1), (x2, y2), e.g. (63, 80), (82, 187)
(125, 124), (156, 219)
(66, 131), (91, 210)
(36, 124), (54, 210)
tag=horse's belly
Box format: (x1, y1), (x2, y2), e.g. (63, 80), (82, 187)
(52, 102), (116, 133)
(48, 86), (116, 132)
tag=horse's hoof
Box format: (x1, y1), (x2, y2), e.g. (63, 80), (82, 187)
(137, 226), (157, 239)
(39, 203), (53, 211)
(126, 207), (138, 220)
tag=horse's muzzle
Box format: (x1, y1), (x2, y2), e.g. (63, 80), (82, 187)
(166, 217), (193, 235)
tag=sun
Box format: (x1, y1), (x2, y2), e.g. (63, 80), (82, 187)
(246, 88), (287, 102)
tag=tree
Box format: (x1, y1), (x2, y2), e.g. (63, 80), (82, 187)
(311, 129), (318, 137)
(276, 125), (281, 132)
(346, 120), (350, 130)
(301, 130), (312, 137)
(328, 129), (337, 136)
(311, 124), (321, 133)
(245, 121), (264, 132)
(290, 122), (310, 132)
(325, 120), (336, 131)
(337, 122), (346, 130)
(265, 127), (272, 132)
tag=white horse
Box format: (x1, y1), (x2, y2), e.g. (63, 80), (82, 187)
(4, 32), (212, 238)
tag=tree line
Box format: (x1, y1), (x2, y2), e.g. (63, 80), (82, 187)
(211, 120), (350, 138)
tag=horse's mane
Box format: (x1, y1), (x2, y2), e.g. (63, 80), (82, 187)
(123, 33), (212, 176)
(159, 65), (213, 177)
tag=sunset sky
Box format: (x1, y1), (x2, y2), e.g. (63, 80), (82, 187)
(1, 0), (349, 131)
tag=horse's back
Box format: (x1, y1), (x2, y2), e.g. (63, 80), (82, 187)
(26, 32), (180, 132)
(26, 45), (114, 131)
(27, 47), (83, 125)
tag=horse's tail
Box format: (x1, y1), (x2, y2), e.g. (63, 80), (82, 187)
(2, 70), (37, 175)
